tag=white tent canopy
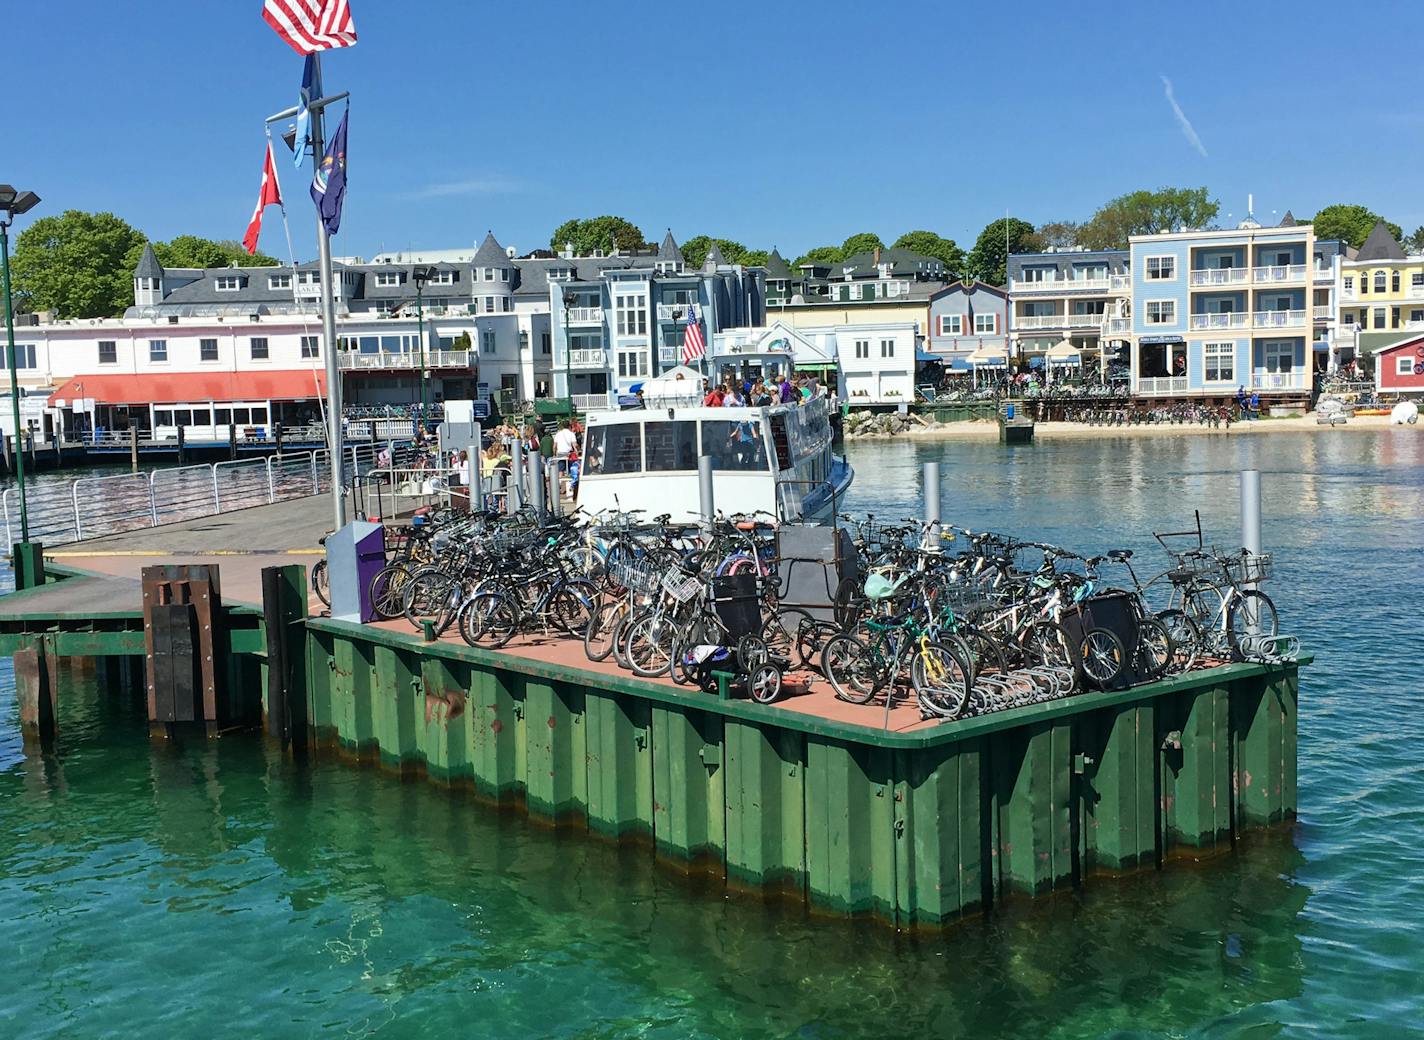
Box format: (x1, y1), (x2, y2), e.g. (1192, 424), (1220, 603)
(966, 346), (1008, 366)
(1045, 338), (1081, 364)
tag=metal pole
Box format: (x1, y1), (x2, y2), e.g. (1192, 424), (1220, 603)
(1240, 469), (1261, 555)
(1, 224), (29, 541)
(923, 461), (941, 548)
(508, 437), (523, 512)
(698, 454), (715, 535)
(417, 281), (428, 420)
(527, 450), (545, 517)
(311, 55), (345, 533)
(469, 422), (484, 512)
(545, 458), (561, 517)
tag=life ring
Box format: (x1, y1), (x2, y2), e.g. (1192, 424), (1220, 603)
(1416, 344), (1424, 357)
(1415, 362), (1424, 375)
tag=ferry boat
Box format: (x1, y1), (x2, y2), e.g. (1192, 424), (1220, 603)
(576, 354), (853, 525)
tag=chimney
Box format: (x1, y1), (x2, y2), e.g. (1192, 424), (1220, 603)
(873, 246), (881, 265)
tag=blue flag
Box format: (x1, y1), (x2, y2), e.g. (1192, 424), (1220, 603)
(293, 55), (316, 171)
(310, 109), (348, 236)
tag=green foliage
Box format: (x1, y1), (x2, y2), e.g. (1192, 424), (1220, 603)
(450, 330), (472, 351)
(1307, 204), (1402, 249)
(740, 249), (769, 267)
(1406, 227), (1424, 254)
(839, 232), (884, 259)
(966, 217), (1037, 286)
(891, 230), (966, 276)
(1029, 221), (1081, 250)
(681, 236), (769, 268)
(792, 245), (842, 268)
(548, 215), (648, 255)
(154, 234), (276, 269)
(1077, 187), (1219, 250)
(11, 210), (148, 318)
(681, 235), (715, 268)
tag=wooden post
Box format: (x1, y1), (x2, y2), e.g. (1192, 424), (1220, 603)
(2, 432), (12, 475)
(228, 422), (238, 461)
(176, 424), (186, 466)
(14, 637), (58, 746)
(52, 430), (61, 467)
(261, 564), (309, 753)
(273, 422), (284, 456)
(130, 425), (139, 472)
(142, 564), (226, 738)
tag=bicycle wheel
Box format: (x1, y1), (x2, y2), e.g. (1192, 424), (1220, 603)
(833, 574), (866, 629)
(911, 640), (973, 719)
(459, 592), (519, 649)
(625, 612), (678, 678)
(311, 559), (330, 607)
(1078, 627), (1126, 689)
(550, 580), (600, 637)
(368, 563), (411, 620)
(958, 624), (1009, 680)
(583, 599), (628, 662)
(1183, 579), (1226, 631)
(1156, 609), (1200, 672)
(1023, 620), (1072, 670)
(1227, 590), (1279, 657)
(401, 569), (456, 627)
(821, 633), (881, 704)
(1134, 615), (1173, 681)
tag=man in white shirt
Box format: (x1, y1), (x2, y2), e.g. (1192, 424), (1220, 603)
(552, 419), (578, 457)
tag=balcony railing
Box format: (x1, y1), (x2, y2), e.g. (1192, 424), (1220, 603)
(1250, 371), (1308, 391)
(337, 349), (474, 371)
(571, 393), (614, 412)
(1137, 376), (1189, 396)
(656, 303), (690, 322)
(1189, 267), (1250, 287)
(1013, 313), (1105, 330)
(1251, 264), (1307, 283)
(1313, 265), (1333, 281)
(1313, 306), (1332, 320)
(565, 306), (603, 324)
(1010, 274), (1129, 293)
(568, 349), (606, 369)
(1189, 312), (1251, 331)
(1251, 309), (1307, 328)
(1101, 316), (1132, 335)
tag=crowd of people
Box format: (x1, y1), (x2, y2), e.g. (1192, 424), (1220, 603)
(701, 372), (824, 408)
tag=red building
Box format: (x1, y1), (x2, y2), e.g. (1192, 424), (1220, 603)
(1373, 335), (1424, 395)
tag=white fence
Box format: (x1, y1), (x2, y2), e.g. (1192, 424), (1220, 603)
(3, 441), (409, 546)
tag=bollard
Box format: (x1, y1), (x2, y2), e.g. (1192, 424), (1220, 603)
(176, 424), (187, 466)
(528, 450), (545, 517)
(1240, 469), (1262, 635)
(698, 455), (715, 534)
(923, 461), (941, 548)
(228, 423), (238, 461)
(545, 459), (562, 517)
(508, 438), (524, 513)
(469, 423), (484, 512)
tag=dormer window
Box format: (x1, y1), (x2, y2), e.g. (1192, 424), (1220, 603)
(432, 270), (456, 285)
(374, 272), (402, 287)
(215, 276), (241, 291)
(268, 274), (291, 290)
(299, 271), (320, 285)
(500, 268), (510, 282)
(878, 263), (892, 278)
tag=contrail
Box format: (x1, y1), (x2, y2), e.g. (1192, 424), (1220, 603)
(1161, 76), (1208, 158)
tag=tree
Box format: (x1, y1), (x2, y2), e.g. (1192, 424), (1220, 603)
(839, 232), (884, 259)
(1307, 204), (1402, 249)
(965, 217), (1036, 286)
(154, 234), (276, 269)
(548, 215), (648, 255)
(1077, 187), (1218, 249)
(10, 210), (149, 318)
(1406, 227), (1424, 255)
(740, 249), (769, 267)
(1028, 221), (1081, 251)
(892, 230), (966, 276)
(792, 246), (842, 268)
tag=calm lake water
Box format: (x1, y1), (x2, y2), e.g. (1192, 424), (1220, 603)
(2, 430), (1422, 1038)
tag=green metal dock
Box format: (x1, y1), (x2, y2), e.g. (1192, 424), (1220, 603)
(0, 521), (1300, 929)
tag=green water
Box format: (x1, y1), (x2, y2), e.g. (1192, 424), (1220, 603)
(3, 430), (1422, 1038)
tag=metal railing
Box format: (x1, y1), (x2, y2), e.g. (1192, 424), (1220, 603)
(572, 393), (614, 411)
(1189, 268), (1250, 287)
(568, 349), (606, 369)
(337, 349), (475, 370)
(2, 441), (412, 546)
(1251, 264), (1307, 283)
(1189, 312), (1251, 330)
(1251, 371), (1308, 391)
(565, 307), (604, 323)
(1251, 309), (1307, 328)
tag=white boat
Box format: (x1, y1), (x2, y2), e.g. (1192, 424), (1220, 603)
(576, 357), (853, 525)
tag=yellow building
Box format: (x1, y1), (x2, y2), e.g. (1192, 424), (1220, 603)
(1338, 221), (1424, 356)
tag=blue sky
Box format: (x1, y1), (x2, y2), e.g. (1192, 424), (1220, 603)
(8, 0), (1424, 262)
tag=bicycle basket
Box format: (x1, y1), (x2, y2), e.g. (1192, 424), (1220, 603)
(1224, 551), (1272, 585)
(1170, 551), (1222, 581)
(661, 572), (703, 603)
(610, 559), (660, 595)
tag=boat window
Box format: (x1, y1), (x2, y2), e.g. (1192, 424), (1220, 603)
(215, 408), (232, 425)
(191, 408), (211, 426)
(701, 420), (767, 472)
(251, 408), (268, 424)
(174, 409), (193, 427)
(769, 414), (791, 470)
(584, 423), (642, 475)
(644, 420), (698, 471)
(155, 409), (173, 426)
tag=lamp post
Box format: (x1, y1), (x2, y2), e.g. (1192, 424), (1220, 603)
(412, 265), (435, 422)
(562, 290), (575, 409)
(0, 186), (41, 543)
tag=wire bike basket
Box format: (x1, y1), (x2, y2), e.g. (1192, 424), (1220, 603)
(609, 558), (661, 595)
(1223, 551), (1272, 585)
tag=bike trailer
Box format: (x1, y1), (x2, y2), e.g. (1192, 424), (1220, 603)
(711, 573), (762, 640)
(1059, 591), (1143, 688)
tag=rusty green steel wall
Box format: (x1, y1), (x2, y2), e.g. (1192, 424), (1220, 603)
(296, 618), (1300, 928)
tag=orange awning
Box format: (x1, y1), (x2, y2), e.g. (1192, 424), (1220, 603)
(48, 371), (328, 407)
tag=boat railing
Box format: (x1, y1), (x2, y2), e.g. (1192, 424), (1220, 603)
(774, 473), (844, 525)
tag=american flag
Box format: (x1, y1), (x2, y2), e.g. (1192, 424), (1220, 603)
(262, 0), (357, 55)
(681, 305), (706, 365)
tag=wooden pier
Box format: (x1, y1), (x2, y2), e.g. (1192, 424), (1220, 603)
(0, 500), (1301, 928)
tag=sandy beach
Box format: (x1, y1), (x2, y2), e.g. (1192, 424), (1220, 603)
(847, 412), (1416, 441)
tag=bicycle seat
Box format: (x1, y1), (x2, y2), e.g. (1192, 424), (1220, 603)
(1108, 548), (1133, 561)
(653, 513), (672, 524)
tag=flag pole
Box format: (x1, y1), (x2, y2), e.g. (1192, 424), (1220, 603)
(308, 53), (346, 531)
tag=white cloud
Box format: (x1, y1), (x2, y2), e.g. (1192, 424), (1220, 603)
(1161, 76), (1208, 158)
(402, 177), (521, 200)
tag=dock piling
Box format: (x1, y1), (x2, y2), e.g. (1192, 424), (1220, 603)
(698, 455), (715, 534)
(1240, 469), (1261, 556)
(14, 638), (57, 746)
(528, 450), (545, 517)
(545, 459), (561, 517)
(508, 439), (523, 513)
(261, 564), (309, 753)
(176, 425), (186, 466)
(2, 433), (10, 474)
(923, 461), (941, 546)
(129, 426), (138, 472)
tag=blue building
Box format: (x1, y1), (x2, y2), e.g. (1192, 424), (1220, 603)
(1128, 217), (1336, 403)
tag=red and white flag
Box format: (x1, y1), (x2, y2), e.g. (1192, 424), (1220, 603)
(262, 0), (357, 55)
(681, 305), (706, 365)
(242, 142), (284, 255)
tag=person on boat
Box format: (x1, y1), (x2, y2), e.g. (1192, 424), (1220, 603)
(704, 384), (725, 407)
(777, 375), (794, 404)
(723, 384), (745, 407)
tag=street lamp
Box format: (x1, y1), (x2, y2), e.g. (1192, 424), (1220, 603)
(0, 185), (41, 543)
(562, 290), (576, 408)
(412, 265), (436, 421)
